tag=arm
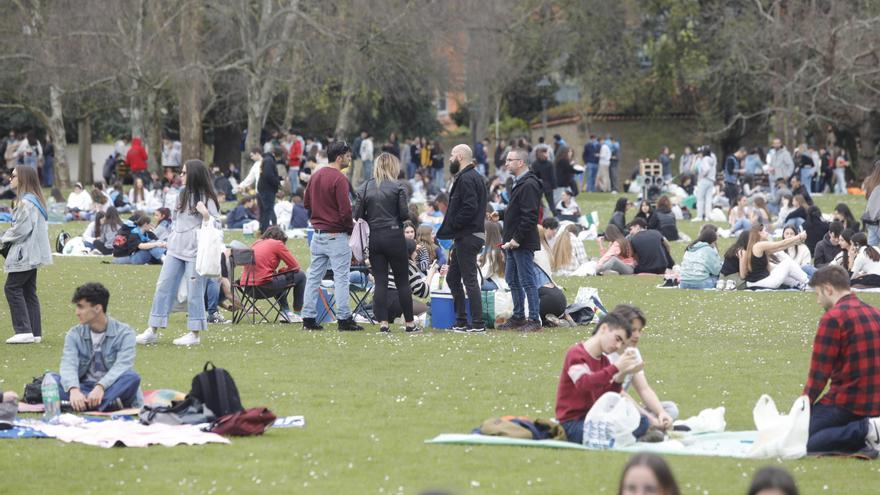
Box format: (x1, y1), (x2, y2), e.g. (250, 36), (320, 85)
(397, 185), (409, 224)
(803, 316), (840, 404)
(597, 242), (620, 266)
(59, 330), (82, 392)
(707, 250), (723, 276)
(277, 244), (301, 272)
(755, 234), (804, 256)
(513, 183), (540, 244)
(739, 249), (749, 279)
(238, 161), (260, 191)
(0, 203), (35, 245)
(568, 362), (620, 394)
(97, 329), (136, 391)
(335, 178), (354, 233)
(630, 372), (667, 420)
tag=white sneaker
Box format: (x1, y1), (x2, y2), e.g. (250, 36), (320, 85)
(34, 336), (42, 343)
(135, 327), (158, 345)
(172, 332), (200, 346)
(6, 333), (35, 344)
(691, 218), (703, 222)
(867, 417), (880, 450)
(725, 280), (737, 291)
(281, 310), (303, 323)
(353, 313), (371, 324)
(715, 279), (725, 290)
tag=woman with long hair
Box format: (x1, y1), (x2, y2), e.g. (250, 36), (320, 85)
(833, 203), (860, 232)
(353, 152), (417, 333)
(479, 221), (507, 290)
(430, 140), (445, 191)
(717, 230), (750, 290)
(597, 224), (635, 275)
(727, 195), (752, 237)
(740, 224), (810, 290)
(861, 160), (880, 245)
(803, 205), (828, 255)
(554, 145), (577, 200)
(136, 159), (220, 346)
(618, 453), (680, 495)
(2, 166), (52, 344)
(83, 207), (122, 255)
(781, 224), (815, 277)
(550, 223), (589, 276)
(609, 197), (630, 233)
(679, 225), (722, 289)
(129, 176), (152, 211)
(648, 195), (680, 241)
(634, 201), (652, 222)
(747, 466), (798, 495)
(850, 232), (880, 288)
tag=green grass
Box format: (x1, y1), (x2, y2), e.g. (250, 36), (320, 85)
(0, 192), (877, 494)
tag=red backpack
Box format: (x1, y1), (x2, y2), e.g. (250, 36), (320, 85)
(210, 407), (277, 436)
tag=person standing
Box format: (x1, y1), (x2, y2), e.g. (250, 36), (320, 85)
(354, 153), (417, 333)
(126, 137), (149, 184)
(596, 137), (612, 192)
(693, 146), (716, 222)
(2, 166), (52, 344)
(301, 141), (362, 331)
(723, 147), (745, 203)
(803, 265), (880, 455)
(430, 140), (445, 192)
(531, 146), (556, 216)
(862, 161), (880, 246)
(287, 130), (303, 195)
(609, 136), (621, 193)
(498, 148), (543, 332)
(659, 146), (672, 183)
(257, 147), (282, 233)
(767, 138), (794, 195)
(581, 135), (600, 192)
(359, 132), (374, 185)
(437, 144), (488, 333)
(135, 160), (220, 346)
(42, 134), (55, 188)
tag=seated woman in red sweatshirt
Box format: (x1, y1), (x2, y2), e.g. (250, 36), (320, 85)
(555, 312), (645, 444)
(240, 226), (306, 323)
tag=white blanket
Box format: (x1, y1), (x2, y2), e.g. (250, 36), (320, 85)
(26, 415), (229, 448)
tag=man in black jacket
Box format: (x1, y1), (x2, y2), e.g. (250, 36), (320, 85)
(499, 148), (542, 332)
(531, 147), (556, 216)
(437, 144), (488, 333)
(258, 147), (282, 232)
(814, 221), (843, 268)
(628, 218), (675, 274)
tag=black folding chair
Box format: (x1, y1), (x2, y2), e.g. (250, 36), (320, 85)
(349, 263), (374, 324)
(230, 248), (296, 324)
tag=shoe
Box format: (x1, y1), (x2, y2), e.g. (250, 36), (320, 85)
(498, 317), (526, 331)
(544, 315), (566, 328)
(866, 417), (880, 450)
(452, 325), (469, 333)
(135, 327), (158, 345)
(207, 312), (231, 324)
(715, 279), (725, 290)
(89, 248), (103, 255)
(6, 333), (35, 344)
(337, 318), (364, 332)
(172, 332), (200, 346)
(467, 327), (486, 334)
(280, 310), (303, 324)
(302, 318), (323, 331)
(405, 325), (422, 333)
(34, 336), (42, 343)
(353, 313), (372, 324)
(379, 325), (390, 333)
(517, 320), (543, 332)
(691, 218), (703, 222)
(725, 279), (737, 291)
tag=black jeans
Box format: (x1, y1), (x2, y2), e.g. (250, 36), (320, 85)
(257, 193), (277, 232)
(5, 268), (41, 336)
(539, 286), (567, 318)
(250, 270), (306, 311)
(369, 227), (413, 323)
(447, 234), (485, 328)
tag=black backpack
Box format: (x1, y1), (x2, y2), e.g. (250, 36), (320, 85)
(112, 222), (141, 257)
(188, 362), (244, 418)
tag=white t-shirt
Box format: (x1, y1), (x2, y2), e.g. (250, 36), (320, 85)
(853, 246), (880, 277)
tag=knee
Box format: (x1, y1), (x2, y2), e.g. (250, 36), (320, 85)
(661, 401), (679, 421)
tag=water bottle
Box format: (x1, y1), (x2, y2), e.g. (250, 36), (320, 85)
(41, 372), (61, 423)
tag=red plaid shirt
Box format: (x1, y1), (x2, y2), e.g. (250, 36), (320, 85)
(804, 293), (880, 416)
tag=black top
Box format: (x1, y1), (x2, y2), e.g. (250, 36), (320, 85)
(721, 254), (740, 276)
(258, 153), (281, 195)
(746, 252), (770, 282)
(555, 158), (575, 188)
(437, 164), (488, 240)
(648, 208), (679, 241)
(531, 159), (556, 195)
(630, 229), (674, 274)
(813, 236), (842, 267)
(805, 220), (829, 255)
(791, 185), (814, 206)
(609, 211), (626, 234)
(500, 171), (542, 251)
(353, 178), (409, 231)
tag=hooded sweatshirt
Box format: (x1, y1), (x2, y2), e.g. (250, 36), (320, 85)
(126, 138), (148, 172)
(680, 241), (722, 282)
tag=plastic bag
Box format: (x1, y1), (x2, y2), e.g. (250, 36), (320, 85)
(573, 287), (606, 318)
(349, 219), (370, 263)
(749, 394), (809, 459)
(196, 220), (224, 277)
(582, 392), (641, 449)
(673, 407), (726, 434)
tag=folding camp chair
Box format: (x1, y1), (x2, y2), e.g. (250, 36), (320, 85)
(230, 248), (296, 324)
(349, 263), (374, 324)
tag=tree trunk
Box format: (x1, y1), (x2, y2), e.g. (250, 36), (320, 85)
(77, 117), (93, 184)
(282, 81), (296, 132)
(48, 85), (70, 188)
(129, 88), (144, 141)
(146, 90), (161, 172)
(178, 0), (203, 161)
(129, 0), (146, 140)
(334, 50), (358, 139)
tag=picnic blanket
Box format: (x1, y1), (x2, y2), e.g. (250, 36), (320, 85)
(24, 415), (229, 448)
(426, 431), (759, 459)
(0, 425), (50, 439)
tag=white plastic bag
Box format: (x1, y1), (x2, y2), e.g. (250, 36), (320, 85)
(573, 287), (606, 316)
(195, 220), (224, 277)
(349, 219), (370, 263)
(749, 395), (810, 459)
(673, 407), (726, 434)
(582, 392), (641, 449)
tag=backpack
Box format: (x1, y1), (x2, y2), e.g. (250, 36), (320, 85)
(55, 231), (71, 254)
(210, 407), (276, 436)
(189, 362), (244, 418)
(112, 221), (141, 257)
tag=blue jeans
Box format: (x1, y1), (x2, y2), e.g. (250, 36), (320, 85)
(562, 415), (650, 445)
(867, 224), (880, 247)
(800, 167), (815, 192)
(206, 277), (220, 314)
(50, 371), (141, 411)
(505, 248), (539, 322)
(731, 218), (751, 234)
(785, 217), (806, 229)
(834, 168), (846, 194)
(406, 161), (417, 180)
(301, 232), (352, 320)
(586, 162), (598, 192)
(111, 248), (164, 265)
(807, 404), (868, 454)
(802, 264), (817, 279)
(148, 254), (208, 331)
(680, 277), (718, 290)
(287, 168), (299, 196)
(432, 167), (444, 191)
(362, 160), (374, 183)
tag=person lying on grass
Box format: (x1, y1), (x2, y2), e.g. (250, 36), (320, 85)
(555, 312), (643, 444)
(606, 304), (678, 433)
(51, 283), (142, 412)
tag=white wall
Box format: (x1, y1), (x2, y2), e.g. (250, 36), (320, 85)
(63, 143), (117, 184)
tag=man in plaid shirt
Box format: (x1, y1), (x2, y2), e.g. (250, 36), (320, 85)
(805, 265), (880, 455)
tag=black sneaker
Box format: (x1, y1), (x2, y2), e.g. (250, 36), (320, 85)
(405, 325), (422, 333)
(303, 317), (323, 331)
(452, 326), (468, 333)
(207, 312), (231, 324)
(337, 318), (364, 331)
(379, 326), (390, 333)
(517, 319), (543, 332)
(498, 317), (526, 331)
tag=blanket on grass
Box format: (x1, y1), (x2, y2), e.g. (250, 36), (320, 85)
(22, 415), (229, 448)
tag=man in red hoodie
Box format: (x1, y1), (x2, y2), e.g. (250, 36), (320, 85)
(287, 130), (303, 195)
(126, 137), (149, 185)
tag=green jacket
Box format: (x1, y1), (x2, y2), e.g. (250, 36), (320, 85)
(680, 242), (722, 282)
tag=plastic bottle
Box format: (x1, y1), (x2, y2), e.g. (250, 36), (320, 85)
(41, 372), (61, 423)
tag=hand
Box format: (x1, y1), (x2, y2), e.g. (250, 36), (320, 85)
(615, 351), (639, 374)
(657, 411), (673, 430)
(489, 211), (500, 222)
(439, 264), (448, 276)
(502, 239), (520, 250)
(69, 388), (88, 412)
(797, 232), (807, 242)
(2, 390), (19, 402)
(196, 201), (210, 219)
(87, 385), (105, 409)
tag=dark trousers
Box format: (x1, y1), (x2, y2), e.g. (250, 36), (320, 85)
(609, 160), (620, 192)
(446, 234), (485, 328)
(562, 415), (650, 445)
(386, 289), (428, 322)
(807, 404), (869, 454)
(249, 270), (307, 311)
(539, 286), (567, 319)
(543, 190), (555, 216)
(5, 268), (41, 337)
(257, 193), (277, 232)
(724, 182), (739, 203)
(369, 228), (413, 323)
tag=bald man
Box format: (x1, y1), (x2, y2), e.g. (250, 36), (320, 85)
(437, 144), (489, 333)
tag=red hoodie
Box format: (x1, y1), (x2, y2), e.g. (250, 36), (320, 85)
(126, 137), (148, 172)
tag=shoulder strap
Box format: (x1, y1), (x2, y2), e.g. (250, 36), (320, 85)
(23, 193), (48, 220)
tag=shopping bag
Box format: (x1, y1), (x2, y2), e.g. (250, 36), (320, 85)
(582, 392), (641, 449)
(749, 394), (810, 459)
(196, 220), (224, 277)
(481, 291), (496, 328)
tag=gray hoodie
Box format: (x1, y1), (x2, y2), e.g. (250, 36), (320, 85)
(1, 197), (52, 273)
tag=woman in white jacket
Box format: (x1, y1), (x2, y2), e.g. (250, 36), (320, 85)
(781, 225), (815, 278)
(850, 232), (880, 288)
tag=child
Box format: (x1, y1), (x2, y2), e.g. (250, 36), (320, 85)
(555, 313), (642, 444)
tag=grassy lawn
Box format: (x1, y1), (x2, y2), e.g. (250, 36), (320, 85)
(0, 190), (877, 494)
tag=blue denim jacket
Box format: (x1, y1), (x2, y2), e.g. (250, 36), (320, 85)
(59, 317), (138, 395)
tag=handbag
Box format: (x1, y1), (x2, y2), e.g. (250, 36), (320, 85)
(210, 407), (277, 436)
(195, 219), (224, 277)
(350, 181), (371, 262)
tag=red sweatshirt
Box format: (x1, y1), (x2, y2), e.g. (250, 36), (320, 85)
(555, 342), (621, 423)
(126, 137), (148, 172)
(241, 239), (300, 286)
(303, 166), (353, 234)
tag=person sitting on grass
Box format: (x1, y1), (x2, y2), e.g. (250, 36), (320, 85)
(813, 220), (843, 268)
(152, 207), (173, 242)
(628, 218), (675, 275)
(647, 195), (680, 241)
(679, 225), (722, 290)
(226, 195), (258, 229)
(803, 205), (828, 256)
(289, 193), (309, 229)
(618, 453), (681, 495)
(849, 232), (880, 288)
(608, 197), (630, 234)
(740, 224), (810, 290)
(83, 207), (122, 255)
(239, 226), (305, 324)
(803, 265), (880, 456)
(781, 224), (815, 278)
(111, 214), (166, 265)
(52, 283), (142, 412)
(607, 305), (678, 431)
(597, 224), (636, 275)
(549, 223), (589, 277)
(555, 312), (642, 444)
(717, 230), (750, 290)
(555, 189), (581, 223)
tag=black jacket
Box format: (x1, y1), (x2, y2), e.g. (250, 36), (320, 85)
(531, 159), (556, 195)
(437, 164), (488, 240)
(630, 229), (674, 274)
(648, 208), (679, 241)
(501, 171), (542, 251)
(813, 234), (841, 267)
(258, 153), (281, 196)
(353, 178), (409, 231)
(555, 157), (575, 188)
